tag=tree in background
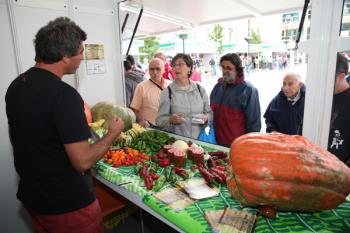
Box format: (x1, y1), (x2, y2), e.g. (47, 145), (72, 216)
(138, 36), (159, 62)
(249, 29), (262, 44)
(209, 24), (224, 54)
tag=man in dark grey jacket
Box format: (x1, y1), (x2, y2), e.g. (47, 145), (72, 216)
(123, 60), (145, 107)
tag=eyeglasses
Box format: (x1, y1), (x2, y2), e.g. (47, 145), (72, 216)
(149, 67), (162, 72)
(172, 63), (187, 68)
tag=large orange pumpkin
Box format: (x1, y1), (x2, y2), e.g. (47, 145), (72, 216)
(227, 132), (350, 212)
(83, 101), (92, 124)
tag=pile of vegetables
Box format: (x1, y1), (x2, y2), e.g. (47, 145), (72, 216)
(98, 129), (229, 193)
(129, 130), (174, 154)
(103, 147), (150, 168)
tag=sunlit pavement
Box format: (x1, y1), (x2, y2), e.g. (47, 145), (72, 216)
(200, 63), (307, 132)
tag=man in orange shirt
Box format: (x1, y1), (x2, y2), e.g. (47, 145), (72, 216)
(130, 58), (171, 127)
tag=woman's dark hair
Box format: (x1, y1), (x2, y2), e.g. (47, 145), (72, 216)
(220, 53), (244, 77)
(34, 17), (87, 64)
(171, 53), (193, 78)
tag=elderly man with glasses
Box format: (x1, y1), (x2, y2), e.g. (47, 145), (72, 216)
(130, 58), (171, 128)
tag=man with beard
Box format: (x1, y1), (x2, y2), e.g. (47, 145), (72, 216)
(210, 53), (261, 147)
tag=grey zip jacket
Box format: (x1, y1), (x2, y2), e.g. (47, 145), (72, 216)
(156, 80), (211, 139)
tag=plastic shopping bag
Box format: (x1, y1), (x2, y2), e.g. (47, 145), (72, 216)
(197, 125), (216, 144)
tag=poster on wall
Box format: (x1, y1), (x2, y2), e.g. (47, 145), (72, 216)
(84, 44), (106, 75)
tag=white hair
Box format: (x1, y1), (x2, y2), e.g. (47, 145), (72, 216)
(284, 72), (302, 82)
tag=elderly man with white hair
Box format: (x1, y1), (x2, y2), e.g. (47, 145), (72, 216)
(263, 72), (305, 135)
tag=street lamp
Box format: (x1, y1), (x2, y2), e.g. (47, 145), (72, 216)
(178, 33), (188, 53)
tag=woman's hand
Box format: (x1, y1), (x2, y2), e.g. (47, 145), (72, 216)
(169, 113), (185, 125)
(200, 114), (209, 124)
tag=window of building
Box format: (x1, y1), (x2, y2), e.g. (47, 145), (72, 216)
(341, 0), (350, 37)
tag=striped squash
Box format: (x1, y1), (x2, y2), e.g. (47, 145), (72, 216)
(227, 132), (350, 211)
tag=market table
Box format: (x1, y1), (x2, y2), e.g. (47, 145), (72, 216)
(93, 132), (350, 233)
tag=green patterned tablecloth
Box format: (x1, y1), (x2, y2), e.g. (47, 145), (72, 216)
(94, 161), (350, 233)
(144, 187), (350, 233)
(93, 162), (151, 198)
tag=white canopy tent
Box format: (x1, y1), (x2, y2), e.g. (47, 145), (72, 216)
(120, 0), (305, 39)
(118, 0), (350, 149)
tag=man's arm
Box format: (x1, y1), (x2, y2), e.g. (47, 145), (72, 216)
(245, 87), (261, 132)
(64, 117), (124, 173)
(263, 102), (278, 133)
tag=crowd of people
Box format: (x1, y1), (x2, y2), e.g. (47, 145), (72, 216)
(4, 16), (350, 233)
(125, 51), (350, 168)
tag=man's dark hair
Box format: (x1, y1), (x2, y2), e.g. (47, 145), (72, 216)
(220, 53), (244, 77)
(123, 60), (132, 71)
(336, 53), (349, 75)
(34, 17), (87, 64)
(126, 55), (136, 65)
(171, 53), (193, 78)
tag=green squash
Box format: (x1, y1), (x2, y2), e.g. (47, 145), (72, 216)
(91, 101), (135, 131)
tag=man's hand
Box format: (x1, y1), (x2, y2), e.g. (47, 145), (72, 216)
(108, 116), (124, 138)
(64, 116), (124, 173)
(139, 119), (150, 128)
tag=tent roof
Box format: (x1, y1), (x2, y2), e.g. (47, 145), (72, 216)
(120, 0), (306, 39)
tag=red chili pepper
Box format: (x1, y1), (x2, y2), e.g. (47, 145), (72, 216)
(215, 160), (222, 166)
(173, 167), (189, 179)
(198, 165), (215, 184)
(139, 164), (149, 177)
(144, 175), (153, 190)
(211, 172), (225, 184)
(210, 168), (226, 180)
(216, 166), (226, 171)
(207, 157), (215, 168)
(155, 152), (168, 159)
(208, 151), (227, 159)
(150, 172), (159, 180)
(158, 158), (171, 167)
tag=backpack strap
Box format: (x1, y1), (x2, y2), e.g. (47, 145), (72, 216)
(168, 86), (172, 99)
(196, 83), (203, 99)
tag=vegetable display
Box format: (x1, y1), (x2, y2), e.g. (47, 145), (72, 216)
(227, 132), (350, 212)
(129, 130), (174, 154)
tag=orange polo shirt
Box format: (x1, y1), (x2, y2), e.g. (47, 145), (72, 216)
(130, 78), (171, 125)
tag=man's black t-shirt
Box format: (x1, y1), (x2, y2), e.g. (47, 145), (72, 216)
(328, 88), (350, 166)
(5, 67), (94, 214)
